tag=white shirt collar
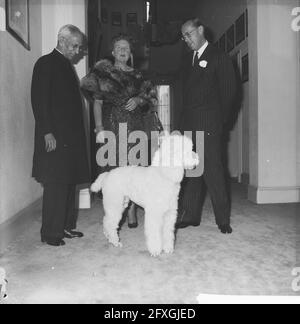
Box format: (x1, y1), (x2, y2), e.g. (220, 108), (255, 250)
(55, 48), (64, 56)
(193, 41), (209, 65)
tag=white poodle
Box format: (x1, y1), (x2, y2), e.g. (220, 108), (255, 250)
(91, 133), (199, 257)
(0, 267), (7, 300)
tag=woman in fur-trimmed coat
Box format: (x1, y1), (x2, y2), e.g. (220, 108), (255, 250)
(81, 35), (159, 228)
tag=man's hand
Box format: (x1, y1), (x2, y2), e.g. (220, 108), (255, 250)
(125, 97), (143, 112)
(44, 133), (57, 152)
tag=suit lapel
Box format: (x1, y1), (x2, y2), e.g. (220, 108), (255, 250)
(184, 44), (214, 97)
(185, 51), (194, 73)
(199, 43), (213, 62)
(193, 44), (213, 69)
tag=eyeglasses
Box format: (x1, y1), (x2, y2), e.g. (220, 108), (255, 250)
(181, 28), (198, 41)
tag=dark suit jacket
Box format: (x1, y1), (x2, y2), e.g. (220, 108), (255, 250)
(31, 49), (90, 184)
(180, 44), (237, 134)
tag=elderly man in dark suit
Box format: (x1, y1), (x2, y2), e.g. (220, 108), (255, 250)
(31, 25), (90, 246)
(176, 18), (237, 234)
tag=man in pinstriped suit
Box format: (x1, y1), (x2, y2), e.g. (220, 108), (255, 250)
(176, 18), (237, 234)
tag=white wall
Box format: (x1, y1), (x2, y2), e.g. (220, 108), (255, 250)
(248, 0), (300, 203)
(0, 0), (43, 226)
(297, 1), (300, 190)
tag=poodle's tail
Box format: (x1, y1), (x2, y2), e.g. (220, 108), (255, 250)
(90, 172), (108, 193)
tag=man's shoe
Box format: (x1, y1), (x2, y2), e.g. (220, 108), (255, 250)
(218, 224), (233, 234)
(175, 222), (200, 229)
(41, 238), (66, 246)
(64, 230), (84, 239)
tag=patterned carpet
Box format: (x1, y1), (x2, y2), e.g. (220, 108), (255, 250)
(1, 183), (299, 304)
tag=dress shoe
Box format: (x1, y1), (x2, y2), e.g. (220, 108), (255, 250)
(218, 224), (233, 234)
(41, 238), (66, 246)
(175, 221), (200, 229)
(64, 230), (84, 239)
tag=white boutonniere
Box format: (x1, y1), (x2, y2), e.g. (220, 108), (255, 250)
(199, 60), (208, 68)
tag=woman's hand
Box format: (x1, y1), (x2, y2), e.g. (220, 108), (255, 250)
(125, 97), (143, 112)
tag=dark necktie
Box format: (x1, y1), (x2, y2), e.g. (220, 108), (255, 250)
(193, 52), (200, 67)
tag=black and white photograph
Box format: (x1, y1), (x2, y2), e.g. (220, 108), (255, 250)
(101, 7), (108, 24)
(111, 11), (122, 26)
(235, 12), (246, 46)
(126, 12), (137, 25)
(242, 53), (249, 83)
(0, 0), (299, 307)
(226, 24), (235, 52)
(5, 0), (30, 50)
(245, 8), (248, 37)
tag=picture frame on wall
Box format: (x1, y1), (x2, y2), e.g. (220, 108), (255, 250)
(226, 25), (235, 53)
(101, 8), (108, 24)
(245, 9), (248, 37)
(235, 13), (246, 46)
(231, 50), (241, 77)
(112, 12), (122, 26)
(231, 50), (239, 65)
(242, 53), (249, 83)
(219, 33), (226, 52)
(127, 13), (137, 25)
(5, 0), (30, 50)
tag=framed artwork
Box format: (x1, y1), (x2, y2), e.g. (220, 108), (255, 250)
(5, 0), (30, 50)
(231, 50), (242, 80)
(231, 51), (240, 70)
(219, 33), (226, 52)
(101, 8), (108, 24)
(245, 9), (248, 37)
(235, 13), (245, 46)
(112, 12), (122, 26)
(127, 13), (137, 25)
(226, 25), (235, 53)
(242, 54), (249, 83)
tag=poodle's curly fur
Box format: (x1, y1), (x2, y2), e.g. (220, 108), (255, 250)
(0, 267), (7, 300)
(91, 134), (199, 257)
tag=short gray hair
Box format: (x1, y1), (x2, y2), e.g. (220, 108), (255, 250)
(182, 18), (205, 29)
(58, 24), (83, 41)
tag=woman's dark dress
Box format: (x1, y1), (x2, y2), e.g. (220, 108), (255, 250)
(81, 59), (158, 173)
